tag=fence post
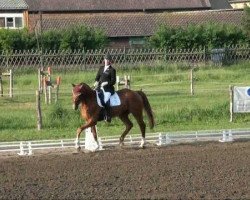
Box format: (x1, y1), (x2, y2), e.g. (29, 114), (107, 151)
(83, 48), (86, 70)
(124, 75), (128, 89)
(55, 76), (61, 103)
(6, 51), (9, 69)
(40, 49), (44, 75)
(36, 90), (42, 130)
(0, 76), (2, 97)
(0, 70), (13, 97)
(44, 76), (48, 104)
(123, 47), (127, 67)
(47, 67), (52, 104)
(127, 75), (131, 89)
(229, 85), (234, 122)
(38, 68), (43, 93)
(190, 68), (194, 95)
(116, 75), (120, 90)
(124, 75), (131, 89)
(39, 49), (44, 90)
(9, 69), (13, 98)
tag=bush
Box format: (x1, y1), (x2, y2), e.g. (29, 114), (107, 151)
(59, 25), (108, 50)
(46, 103), (82, 129)
(42, 30), (62, 50)
(0, 28), (37, 51)
(148, 23), (249, 49)
(0, 25), (108, 51)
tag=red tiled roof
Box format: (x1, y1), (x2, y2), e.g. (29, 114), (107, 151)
(25, 0), (211, 12)
(39, 10), (243, 37)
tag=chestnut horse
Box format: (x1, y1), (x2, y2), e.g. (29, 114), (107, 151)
(72, 82), (155, 150)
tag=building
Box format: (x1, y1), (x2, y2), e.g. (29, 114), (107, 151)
(24, 0), (239, 48)
(209, 0), (233, 9)
(1, 0), (243, 48)
(0, 0), (28, 29)
(34, 10), (242, 48)
(229, 0), (250, 9)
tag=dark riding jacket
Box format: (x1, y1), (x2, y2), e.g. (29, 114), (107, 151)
(95, 65), (116, 95)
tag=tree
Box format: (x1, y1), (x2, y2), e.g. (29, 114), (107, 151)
(243, 6), (250, 39)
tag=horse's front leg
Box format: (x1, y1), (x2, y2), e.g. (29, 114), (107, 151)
(91, 126), (98, 144)
(75, 121), (96, 151)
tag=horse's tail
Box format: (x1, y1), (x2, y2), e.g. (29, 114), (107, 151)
(137, 90), (155, 129)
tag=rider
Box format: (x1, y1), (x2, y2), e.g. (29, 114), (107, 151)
(94, 53), (116, 122)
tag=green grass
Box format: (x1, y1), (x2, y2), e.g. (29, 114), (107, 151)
(1, 62), (250, 142)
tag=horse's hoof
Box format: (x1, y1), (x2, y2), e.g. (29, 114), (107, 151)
(72, 147), (81, 154)
(115, 142), (123, 150)
(119, 142), (124, 147)
(75, 147), (81, 153)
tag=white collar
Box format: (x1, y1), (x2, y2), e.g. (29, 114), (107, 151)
(104, 65), (110, 72)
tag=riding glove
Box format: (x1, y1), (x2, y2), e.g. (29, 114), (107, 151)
(101, 82), (108, 87)
(94, 81), (99, 87)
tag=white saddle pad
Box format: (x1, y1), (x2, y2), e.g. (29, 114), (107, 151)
(96, 91), (121, 107)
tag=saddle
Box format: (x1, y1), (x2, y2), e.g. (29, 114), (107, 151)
(96, 89), (121, 121)
(96, 89), (121, 108)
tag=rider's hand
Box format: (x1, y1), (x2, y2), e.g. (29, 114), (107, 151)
(101, 82), (108, 87)
(94, 81), (99, 87)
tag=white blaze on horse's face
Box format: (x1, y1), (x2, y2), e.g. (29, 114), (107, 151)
(72, 90), (81, 110)
(72, 84), (83, 110)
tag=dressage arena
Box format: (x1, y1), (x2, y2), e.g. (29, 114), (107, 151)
(0, 140), (249, 199)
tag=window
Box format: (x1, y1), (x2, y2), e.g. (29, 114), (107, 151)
(0, 17), (5, 27)
(129, 37), (146, 48)
(15, 17), (23, 28)
(6, 17), (14, 28)
(0, 14), (24, 29)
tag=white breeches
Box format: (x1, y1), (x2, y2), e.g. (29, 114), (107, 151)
(101, 88), (111, 103)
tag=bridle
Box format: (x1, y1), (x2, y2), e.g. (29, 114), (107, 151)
(72, 89), (82, 110)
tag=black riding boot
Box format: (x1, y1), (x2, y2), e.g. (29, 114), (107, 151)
(104, 101), (111, 123)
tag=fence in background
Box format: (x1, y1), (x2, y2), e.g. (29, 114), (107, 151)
(0, 129), (249, 156)
(0, 46), (249, 71)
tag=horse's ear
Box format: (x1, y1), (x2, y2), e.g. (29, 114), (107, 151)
(72, 84), (75, 87)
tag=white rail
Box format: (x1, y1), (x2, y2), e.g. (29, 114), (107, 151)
(0, 129), (250, 156)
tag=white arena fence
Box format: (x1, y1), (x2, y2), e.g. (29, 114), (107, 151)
(0, 129), (250, 156)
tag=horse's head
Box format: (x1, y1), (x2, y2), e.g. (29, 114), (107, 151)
(71, 82), (93, 110)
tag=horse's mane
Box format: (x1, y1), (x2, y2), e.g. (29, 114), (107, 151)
(74, 82), (92, 93)
(74, 82), (95, 101)
(80, 82), (91, 90)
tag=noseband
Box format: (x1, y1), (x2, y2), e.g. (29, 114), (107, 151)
(72, 83), (93, 109)
(73, 92), (82, 107)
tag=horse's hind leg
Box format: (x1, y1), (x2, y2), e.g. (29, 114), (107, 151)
(119, 113), (133, 146)
(91, 126), (100, 149)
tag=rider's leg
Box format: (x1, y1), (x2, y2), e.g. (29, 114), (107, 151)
(103, 91), (112, 123)
(104, 100), (111, 122)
